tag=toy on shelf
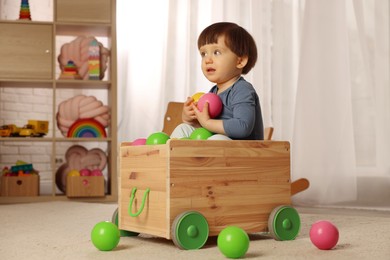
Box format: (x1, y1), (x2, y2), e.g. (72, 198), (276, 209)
(0, 124), (20, 137)
(1, 161), (39, 197)
(88, 39), (100, 80)
(0, 120), (48, 137)
(58, 60), (82, 80)
(56, 95), (110, 137)
(67, 118), (107, 138)
(18, 0), (31, 20)
(55, 145), (107, 193)
(58, 36), (110, 80)
(2, 161), (39, 177)
(19, 120), (49, 137)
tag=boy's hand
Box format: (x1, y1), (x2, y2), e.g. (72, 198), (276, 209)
(193, 102), (211, 126)
(182, 97), (198, 124)
(194, 102), (226, 135)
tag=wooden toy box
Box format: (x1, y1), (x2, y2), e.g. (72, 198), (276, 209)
(119, 140), (291, 239)
(66, 176), (105, 197)
(0, 175), (39, 196)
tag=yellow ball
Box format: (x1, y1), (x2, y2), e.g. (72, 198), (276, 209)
(192, 92), (205, 102)
(68, 169), (80, 177)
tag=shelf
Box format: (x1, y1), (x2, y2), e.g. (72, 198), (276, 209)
(0, 0), (117, 203)
(0, 137), (54, 142)
(0, 194), (117, 204)
(0, 137), (112, 142)
(55, 80), (111, 89)
(56, 0), (112, 24)
(0, 19), (53, 25)
(55, 23), (111, 37)
(0, 79), (111, 89)
(0, 80), (53, 88)
(54, 137), (113, 142)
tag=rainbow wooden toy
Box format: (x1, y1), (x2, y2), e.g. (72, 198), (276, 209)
(67, 118), (107, 138)
(19, 0), (31, 20)
(88, 39), (100, 80)
(59, 60), (82, 80)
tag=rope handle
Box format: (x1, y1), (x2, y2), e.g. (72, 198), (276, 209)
(128, 187), (150, 217)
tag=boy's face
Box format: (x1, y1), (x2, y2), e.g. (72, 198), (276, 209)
(199, 35), (246, 89)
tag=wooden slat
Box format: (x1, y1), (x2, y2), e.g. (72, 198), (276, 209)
(168, 140), (291, 236)
(119, 144), (169, 238)
(119, 189), (169, 238)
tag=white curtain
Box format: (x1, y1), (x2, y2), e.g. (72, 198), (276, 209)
(291, 0), (357, 205)
(117, 0), (389, 206)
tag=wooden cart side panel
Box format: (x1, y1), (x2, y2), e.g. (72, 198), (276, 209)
(169, 140), (289, 154)
(168, 140), (291, 237)
(119, 190), (167, 237)
(119, 145), (169, 238)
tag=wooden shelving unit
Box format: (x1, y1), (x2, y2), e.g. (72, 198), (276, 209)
(0, 0), (117, 203)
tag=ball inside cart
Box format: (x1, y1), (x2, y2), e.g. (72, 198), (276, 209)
(309, 220), (339, 250)
(91, 221), (120, 251)
(146, 132), (170, 145)
(131, 138), (147, 146)
(217, 226), (249, 259)
(207, 134), (231, 140)
(190, 128), (213, 140)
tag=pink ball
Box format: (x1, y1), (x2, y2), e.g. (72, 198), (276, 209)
(79, 168), (91, 176)
(90, 169), (103, 176)
(197, 93), (222, 118)
(310, 220), (339, 250)
(131, 138), (146, 146)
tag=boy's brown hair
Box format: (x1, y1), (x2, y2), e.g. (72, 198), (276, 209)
(197, 22), (257, 74)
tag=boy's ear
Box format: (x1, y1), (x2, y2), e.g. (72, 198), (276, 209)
(236, 56), (248, 69)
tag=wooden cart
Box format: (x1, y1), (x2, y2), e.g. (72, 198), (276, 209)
(115, 139), (309, 249)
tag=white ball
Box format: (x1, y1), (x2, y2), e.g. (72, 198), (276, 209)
(207, 134), (231, 140)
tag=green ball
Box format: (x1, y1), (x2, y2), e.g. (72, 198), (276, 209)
(91, 221), (120, 251)
(146, 132), (170, 145)
(217, 226), (249, 259)
(190, 128), (213, 140)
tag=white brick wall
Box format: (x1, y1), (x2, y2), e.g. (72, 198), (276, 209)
(0, 88), (52, 126)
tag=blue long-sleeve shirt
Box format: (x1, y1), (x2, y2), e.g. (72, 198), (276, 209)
(209, 77), (264, 140)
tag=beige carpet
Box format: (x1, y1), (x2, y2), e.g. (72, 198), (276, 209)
(1, 201), (389, 259)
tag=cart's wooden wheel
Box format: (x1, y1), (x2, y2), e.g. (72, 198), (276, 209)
(111, 208), (139, 237)
(268, 205), (300, 241)
(171, 211), (209, 250)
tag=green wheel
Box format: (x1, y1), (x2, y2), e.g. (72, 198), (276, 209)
(171, 211), (209, 250)
(111, 208), (139, 237)
(268, 205), (301, 241)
